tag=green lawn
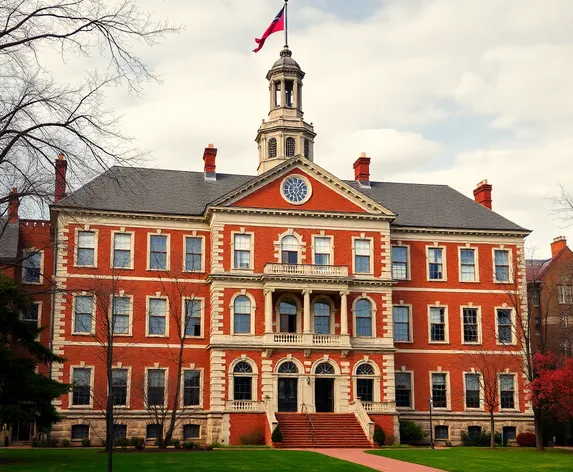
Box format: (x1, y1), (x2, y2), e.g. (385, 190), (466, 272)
(0, 448), (374, 472)
(369, 447), (573, 472)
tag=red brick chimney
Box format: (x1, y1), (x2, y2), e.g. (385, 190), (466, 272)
(551, 236), (567, 258)
(203, 144), (217, 181)
(473, 179), (492, 210)
(7, 187), (19, 223)
(353, 152), (371, 187)
(55, 153), (68, 203)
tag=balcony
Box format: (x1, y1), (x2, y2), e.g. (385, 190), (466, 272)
(271, 333), (343, 346)
(225, 400), (265, 411)
(362, 401), (396, 413)
(264, 263), (349, 277)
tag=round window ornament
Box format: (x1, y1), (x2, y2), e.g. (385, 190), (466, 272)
(281, 175), (312, 205)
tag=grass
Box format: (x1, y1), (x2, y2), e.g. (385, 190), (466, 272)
(0, 448), (374, 472)
(368, 446), (573, 472)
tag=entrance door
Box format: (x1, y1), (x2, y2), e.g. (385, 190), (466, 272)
(11, 421), (32, 442)
(278, 378), (298, 412)
(315, 378), (334, 412)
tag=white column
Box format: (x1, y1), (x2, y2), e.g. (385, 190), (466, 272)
(340, 291), (349, 335)
(280, 79), (285, 107)
(264, 288), (273, 334)
(303, 289), (311, 333)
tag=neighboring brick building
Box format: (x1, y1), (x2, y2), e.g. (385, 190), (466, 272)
(2, 47), (534, 446)
(527, 237), (573, 356)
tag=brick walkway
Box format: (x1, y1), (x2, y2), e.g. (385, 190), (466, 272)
(306, 448), (445, 472)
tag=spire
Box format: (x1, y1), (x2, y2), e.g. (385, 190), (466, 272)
(255, 46), (316, 175)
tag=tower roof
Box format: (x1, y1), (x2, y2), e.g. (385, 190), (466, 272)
(267, 48), (304, 79)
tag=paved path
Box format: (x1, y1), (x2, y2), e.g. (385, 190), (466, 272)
(306, 448), (445, 472)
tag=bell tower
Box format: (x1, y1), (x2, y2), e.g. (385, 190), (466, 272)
(256, 47), (316, 175)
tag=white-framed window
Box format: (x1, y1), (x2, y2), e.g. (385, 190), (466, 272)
(184, 236), (203, 272)
(233, 295), (251, 334)
(395, 372), (413, 408)
(427, 247), (445, 281)
(465, 373), (481, 409)
(147, 368), (166, 406)
(183, 370), (201, 406)
(112, 296), (131, 335)
(76, 230), (96, 267)
(435, 425), (449, 440)
(278, 296), (299, 333)
(232, 361), (254, 400)
(499, 374), (516, 409)
(111, 368), (129, 407)
(183, 298), (202, 337)
(496, 308), (513, 344)
(147, 297), (168, 336)
(558, 285), (573, 304)
(281, 235), (299, 264)
(354, 238), (372, 274)
(462, 307), (480, 344)
(313, 298), (331, 334)
(22, 250), (42, 284)
(391, 246), (409, 279)
(233, 234), (252, 269)
(355, 363), (375, 402)
(431, 372), (449, 409)
(393, 305), (411, 342)
(429, 306), (448, 343)
(73, 295), (94, 334)
(71, 367), (92, 406)
(355, 298), (373, 337)
(314, 236), (331, 265)
(112, 232), (132, 269)
(22, 302), (41, 329)
(493, 249), (510, 282)
(71, 424), (90, 440)
(149, 234), (169, 270)
(459, 248), (477, 282)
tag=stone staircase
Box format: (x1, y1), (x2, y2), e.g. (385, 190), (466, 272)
(276, 413), (371, 448)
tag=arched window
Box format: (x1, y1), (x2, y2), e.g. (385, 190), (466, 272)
(268, 138), (277, 158)
(281, 235), (298, 264)
(355, 299), (372, 337)
(286, 137), (295, 157)
(314, 301), (331, 334)
(304, 139), (310, 159)
(356, 363), (375, 402)
(279, 297), (297, 333)
(278, 361), (298, 374)
(315, 362), (335, 375)
(233, 361), (253, 400)
(233, 295), (251, 334)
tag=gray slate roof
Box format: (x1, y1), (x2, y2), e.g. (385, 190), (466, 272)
(56, 166), (527, 233)
(0, 219), (19, 262)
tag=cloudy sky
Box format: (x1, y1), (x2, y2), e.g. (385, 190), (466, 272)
(58, 0), (573, 257)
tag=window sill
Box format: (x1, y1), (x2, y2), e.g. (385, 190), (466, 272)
(110, 266), (134, 271)
(494, 280), (512, 284)
(69, 405), (93, 409)
(146, 334), (169, 338)
(428, 341), (450, 345)
(462, 342), (482, 346)
(147, 268), (170, 272)
(459, 280), (480, 284)
(394, 340), (413, 344)
(74, 265), (97, 269)
(231, 268), (254, 273)
(396, 406), (415, 411)
(72, 332), (95, 336)
(112, 333), (133, 337)
(22, 280), (42, 285)
(427, 279), (447, 282)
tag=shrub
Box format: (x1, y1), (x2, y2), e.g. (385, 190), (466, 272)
(399, 421), (425, 445)
(204, 443), (215, 451)
(171, 438), (181, 449)
(271, 425), (283, 443)
(129, 437), (144, 448)
(182, 441), (200, 450)
(31, 438), (58, 448)
(240, 429), (265, 445)
(385, 434), (395, 446)
(373, 425), (385, 446)
(60, 439), (70, 448)
(81, 438), (91, 447)
(516, 432), (536, 447)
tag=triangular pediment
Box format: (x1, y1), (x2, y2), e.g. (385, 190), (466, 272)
(208, 158), (395, 217)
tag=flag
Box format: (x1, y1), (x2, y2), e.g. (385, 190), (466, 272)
(253, 6), (285, 53)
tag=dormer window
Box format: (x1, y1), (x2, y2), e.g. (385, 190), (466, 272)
(268, 138), (277, 158)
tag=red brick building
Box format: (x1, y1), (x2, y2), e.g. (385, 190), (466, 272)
(2, 47), (533, 446)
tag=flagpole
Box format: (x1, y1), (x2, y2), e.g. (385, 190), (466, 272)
(284, 0), (289, 48)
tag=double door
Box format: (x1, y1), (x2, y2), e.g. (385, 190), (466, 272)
(278, 378), (298, 412)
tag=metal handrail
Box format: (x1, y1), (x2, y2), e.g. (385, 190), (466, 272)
(300, 402), (315, 444)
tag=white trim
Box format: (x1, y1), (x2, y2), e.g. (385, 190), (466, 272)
(182, 234), (206, 273)
(231, 230), (254, 272)
(280, 173), (313, 205)
(275, 293), (302, 334)
(228, 357), (259, 401)
(180, 367), (204, 409)
(229, 291), (257, 336)
(458, 246), (479, 283)
(392, 303), (413, 343)
(109, 366), (132, 409)
(72, 293), (96, 335)
(145, 295), (169, 338)
(498, 372), (519, 412)
(460, 305), (482, 345)
(495, 306), (516, 346)
(110, 294), (134, 337)
(110, 230), (134, 270)
(429, 370), (451, 411)
(181, 296), (205, 339)
(463, 371), (483, 412)
(353, 360), (381, 403)
(395, 369), (415, 410)
(426, 245), (447, 282)
(74, 227), (99, 268)
(311, 295), (336, 334)
(311, 234), (334, 266)
(274, 229), (305, 264)
(352, 296), (377, 338)
(147, 232), (171, 271)
(352, 236), (374, 276)
(391, 244), (411, 280)
(428, 304), (449, 344)
(144, 366), (169, 409)
(69, 364), (94, 409)
(21, 249), (44, 285)
(492, 247), (513, 284)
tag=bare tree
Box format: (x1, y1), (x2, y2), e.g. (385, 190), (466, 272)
(0, 0), (179, 227)
(549, 184), (573, 227)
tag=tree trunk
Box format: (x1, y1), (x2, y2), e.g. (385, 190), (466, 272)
(534, 406), (544, 450)
(106, 333), (113, 471)
(489, 410), (495, 448)
(164, 342), (185, 447)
